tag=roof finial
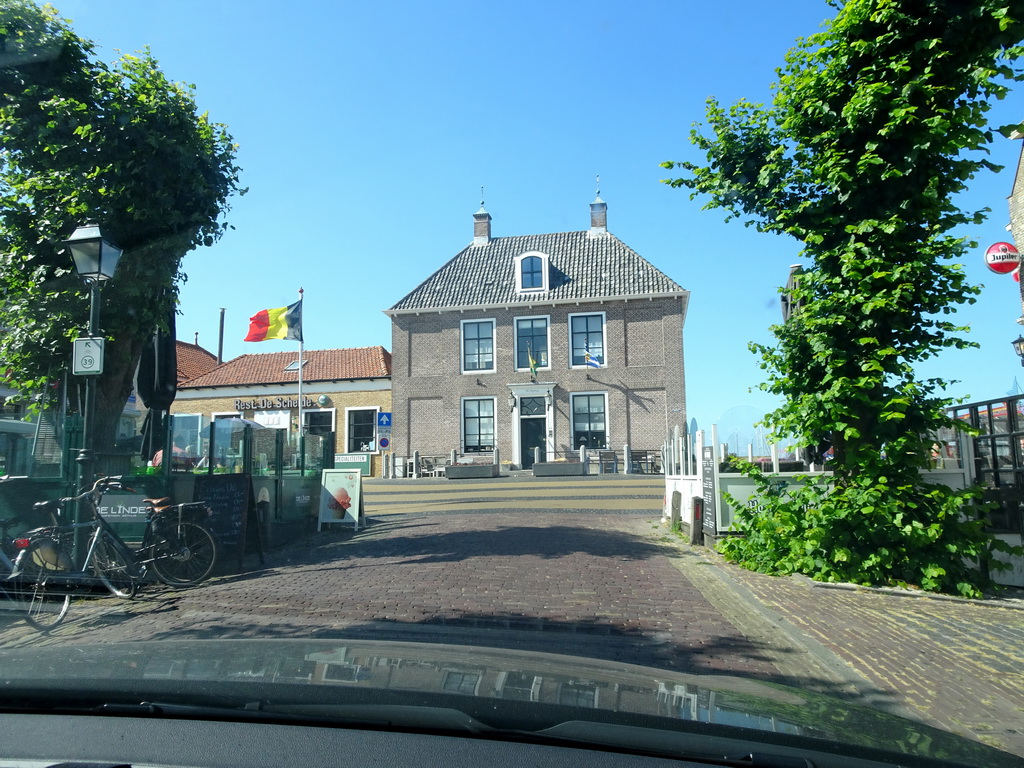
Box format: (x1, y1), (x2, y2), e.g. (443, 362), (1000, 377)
(194, 332), (198, 345)
(594, 174), (603, 204)
(477, 186), (487, 214)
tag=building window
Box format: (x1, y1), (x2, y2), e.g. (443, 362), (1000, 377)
(572, 393), (607, 449)
(170, 414), (202, 458)
(570, 313), (605, 368)
(463, 398), (495, 452)
(443, 671), (481, 695)
(558, 681), (598, 708)
(324, 664), (359, 682)
(516, 316), (549, 371)
(303, 409), (335, 438)
(346, 408), (377, 452)
(522, 256), (542, 288)
(461, 319), (495, 373)
(515, 251), (548, 293)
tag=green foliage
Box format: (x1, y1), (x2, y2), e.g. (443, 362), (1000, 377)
(719, 462), (1017, 598)
(663, 0), (1024, 595)
(0, 0), (243, 448)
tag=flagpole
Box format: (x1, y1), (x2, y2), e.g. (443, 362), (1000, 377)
(297, 287), (304, 440)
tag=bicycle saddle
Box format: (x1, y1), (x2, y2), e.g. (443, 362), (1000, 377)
(143, 497), (171, 506)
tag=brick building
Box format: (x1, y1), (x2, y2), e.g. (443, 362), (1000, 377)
(385, 197), (689, 469)
(1010, 128), (1024, 322)
(170, 346), (392, 474)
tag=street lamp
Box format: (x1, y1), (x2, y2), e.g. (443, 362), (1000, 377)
(507, 392), (516, 413)
(63, 224), (122, 489)
(1013, 336), (1024, 366)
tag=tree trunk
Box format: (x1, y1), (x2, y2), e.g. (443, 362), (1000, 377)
(92, 335), (146, 455)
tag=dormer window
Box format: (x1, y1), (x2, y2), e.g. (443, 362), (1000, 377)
(515, 251), (549, 293)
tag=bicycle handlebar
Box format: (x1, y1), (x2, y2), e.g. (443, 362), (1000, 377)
(83, 475), (135, 496)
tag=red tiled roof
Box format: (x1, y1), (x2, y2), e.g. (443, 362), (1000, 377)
(176, 341), (218, 384)
(180, 346), (391, 389)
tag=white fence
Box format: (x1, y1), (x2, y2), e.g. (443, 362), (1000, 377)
(664, 425), (1023, 587)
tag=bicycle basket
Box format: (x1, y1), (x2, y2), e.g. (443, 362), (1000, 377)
(27, 540), (71, 571)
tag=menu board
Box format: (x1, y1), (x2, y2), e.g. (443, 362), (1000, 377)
(701, 446), (718, 535)
(193, 474), (251, 570)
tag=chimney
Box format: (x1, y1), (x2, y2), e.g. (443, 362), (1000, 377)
(473, 205), (491, 246)
(589, 194), (607, 235)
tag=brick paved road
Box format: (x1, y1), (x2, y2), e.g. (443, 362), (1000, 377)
(0, 513), (786, 680)
(1, 506), (1022, 758)
(674, 544), (1024, 757)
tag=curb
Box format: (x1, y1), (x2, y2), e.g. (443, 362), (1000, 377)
(807, 579), (1024, 611)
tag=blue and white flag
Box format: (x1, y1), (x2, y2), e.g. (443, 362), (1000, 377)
(584, 337), (601, 368)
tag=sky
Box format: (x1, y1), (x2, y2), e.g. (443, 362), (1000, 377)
(49, 0), (1024, 446)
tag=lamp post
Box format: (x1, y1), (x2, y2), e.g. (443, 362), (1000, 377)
(1013, 336), (1024, 367)
(63, 224), (123, 490)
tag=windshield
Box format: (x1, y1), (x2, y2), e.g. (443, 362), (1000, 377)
(1, 1), (1023, 767)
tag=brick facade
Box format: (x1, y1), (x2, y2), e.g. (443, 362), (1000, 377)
(390, 296), (685, 465)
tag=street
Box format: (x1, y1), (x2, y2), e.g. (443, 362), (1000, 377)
(0, 476), (1022, 756)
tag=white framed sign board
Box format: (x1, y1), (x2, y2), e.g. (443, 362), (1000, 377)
(318, 469), (364, 531)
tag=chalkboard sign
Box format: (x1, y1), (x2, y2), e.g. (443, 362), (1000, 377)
(701, 446), (718, 535)
(193, 473), (252, 570)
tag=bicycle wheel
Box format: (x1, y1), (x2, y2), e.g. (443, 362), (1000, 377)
(13, 540), (72, 630)
(150, 522), (217, 586)
(92, 532), (139, 599)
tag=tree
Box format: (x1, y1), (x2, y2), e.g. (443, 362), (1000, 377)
(662, 0), (1024, 597)
(0, 0), (243, 452)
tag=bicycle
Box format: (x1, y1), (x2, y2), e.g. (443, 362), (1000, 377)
(15, 476), (219, 603)
(0, 514), (71, 631)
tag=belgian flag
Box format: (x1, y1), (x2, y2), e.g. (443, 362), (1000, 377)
(244, 300), (303, 342)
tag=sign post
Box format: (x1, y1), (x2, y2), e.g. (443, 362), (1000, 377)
(377, 412), (393, 476)
(73, 337), (105, 376)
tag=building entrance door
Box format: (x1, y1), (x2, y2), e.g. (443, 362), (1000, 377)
(519, 397), (547, 469)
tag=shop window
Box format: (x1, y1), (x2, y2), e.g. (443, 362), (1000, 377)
(345, 408), (376, 452)
(305, 409), (335, 438)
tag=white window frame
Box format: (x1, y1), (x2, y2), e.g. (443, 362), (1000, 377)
(513, 314), (551, 373)
(514, 251), (549, 293)
(570, 391), (609, 450)
(461, 396), (497, 453)
(303, 407), (337, 439)
(343, 406), (379, 454)
(568, 311), (607, 369)
(460, 318), (496, 374)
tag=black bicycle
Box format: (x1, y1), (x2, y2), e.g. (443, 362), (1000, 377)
(15, 476), (219, 604)
(0, 514), (71, 630)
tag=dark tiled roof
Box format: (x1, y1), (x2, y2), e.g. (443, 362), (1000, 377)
(175, 341), (218, 384)
(388, 231), (686, 312)
(180, 346), (391, 389)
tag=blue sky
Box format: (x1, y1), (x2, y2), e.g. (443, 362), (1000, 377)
(52, 0), (1024, 445)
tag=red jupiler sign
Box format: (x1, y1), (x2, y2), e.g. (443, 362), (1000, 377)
(984, 241), (1020, 274)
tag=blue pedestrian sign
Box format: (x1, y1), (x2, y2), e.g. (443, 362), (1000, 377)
(377, 412), (392, 428)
